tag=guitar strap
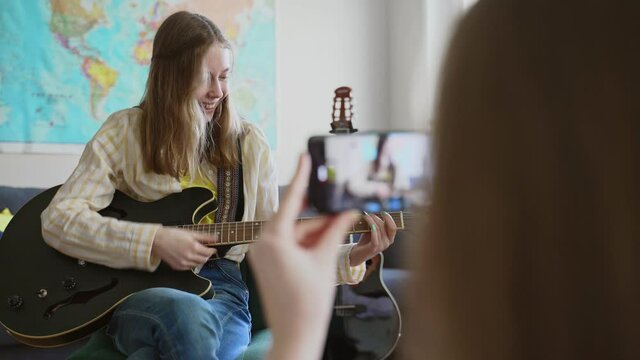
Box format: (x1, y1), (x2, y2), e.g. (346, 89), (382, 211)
(132, 104), (245, 222)
(214, 139), (245, 223)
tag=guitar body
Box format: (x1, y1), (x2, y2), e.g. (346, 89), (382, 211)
(0, 186), (216, 348)
(324, 253), (402, 360)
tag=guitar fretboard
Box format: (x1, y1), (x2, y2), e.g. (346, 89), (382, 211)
(175, 211), (405, 247)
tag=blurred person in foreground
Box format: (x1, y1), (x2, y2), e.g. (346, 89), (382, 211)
(249, 0), (640, 359)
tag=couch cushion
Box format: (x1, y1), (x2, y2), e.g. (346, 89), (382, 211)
(0, 186), (47, 214)
(0, 208), (13, 232)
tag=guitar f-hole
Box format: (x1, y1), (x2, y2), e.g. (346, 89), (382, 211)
(43, 278), (118, 320)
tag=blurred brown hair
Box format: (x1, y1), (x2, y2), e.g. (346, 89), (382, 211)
(140, 11), (243, 179)
(406, 1), (640, 359)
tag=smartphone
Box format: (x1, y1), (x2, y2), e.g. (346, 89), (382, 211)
(307, 131), (431, 214)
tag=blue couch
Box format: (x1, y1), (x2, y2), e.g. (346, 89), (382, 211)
(0, 185), (409, 359)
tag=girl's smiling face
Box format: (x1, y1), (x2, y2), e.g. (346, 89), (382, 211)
(194, 45), (231, 120)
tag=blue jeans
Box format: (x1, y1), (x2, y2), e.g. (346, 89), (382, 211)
(106, 259), (252, 360)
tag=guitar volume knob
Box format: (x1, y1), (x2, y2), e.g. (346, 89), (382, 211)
(8, 295), (23, 310)
(62, 277), (77, 290)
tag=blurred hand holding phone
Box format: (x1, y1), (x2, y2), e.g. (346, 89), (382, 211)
(308, 131), (431, 214)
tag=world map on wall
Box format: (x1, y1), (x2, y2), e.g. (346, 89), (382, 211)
(0, 0), (275, 151)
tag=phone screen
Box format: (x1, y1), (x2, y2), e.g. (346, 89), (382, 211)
(308, 131), (431, 213)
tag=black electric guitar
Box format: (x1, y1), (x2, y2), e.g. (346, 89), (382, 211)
(0, 185), (405, 348)
(324, 253), (402, 360)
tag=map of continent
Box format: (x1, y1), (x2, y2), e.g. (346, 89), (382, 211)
(0, 0), (275, 150)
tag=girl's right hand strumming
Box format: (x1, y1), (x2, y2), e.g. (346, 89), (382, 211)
(151, 227), (217, 270)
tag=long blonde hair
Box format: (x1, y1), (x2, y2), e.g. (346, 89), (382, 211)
(407, 1), (640, 359)
(140, 11), (243, 179)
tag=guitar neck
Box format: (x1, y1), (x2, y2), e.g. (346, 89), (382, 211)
(177, 211), (405, 247)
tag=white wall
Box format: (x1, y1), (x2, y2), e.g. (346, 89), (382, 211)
(0, 153), (80, 187)
(387, 0), (428, 133)
(0, 0), (430, 187)
(424, 0), (471, 126)
(275, 0), (393, 183)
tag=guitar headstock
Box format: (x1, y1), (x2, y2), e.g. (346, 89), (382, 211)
(330, 86), (358, 134)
